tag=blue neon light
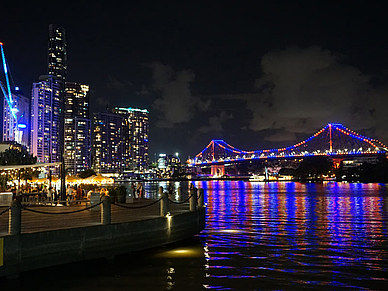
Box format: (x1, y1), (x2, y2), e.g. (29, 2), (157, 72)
(17, 123), (27, 129)
(0, 44), (17, 121)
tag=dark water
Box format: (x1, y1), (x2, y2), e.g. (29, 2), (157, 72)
(3, 181), (388, 290)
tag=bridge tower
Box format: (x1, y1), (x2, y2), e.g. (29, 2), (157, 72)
(211, 164), (225, 177)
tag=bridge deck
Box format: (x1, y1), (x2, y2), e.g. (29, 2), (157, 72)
(0, 199), (189, 236)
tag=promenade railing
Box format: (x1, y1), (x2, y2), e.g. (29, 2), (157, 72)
(0, 187), (205, 235)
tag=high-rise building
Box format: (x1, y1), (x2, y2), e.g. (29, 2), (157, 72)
(2, 87), (30, 147)
(48, 24), (67, 89)
(48, 24), (67, 164)
(92, 112), (125, 174)
(30, 75), (61, 164)
(64, 82), (91, 175)
(113, 107), (149, 171)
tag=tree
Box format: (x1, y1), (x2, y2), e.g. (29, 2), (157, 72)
(0, 148), (37, 165)
(295, 157), (332, 181)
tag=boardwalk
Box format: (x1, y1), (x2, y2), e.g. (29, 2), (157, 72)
(0, 199), (190, 236)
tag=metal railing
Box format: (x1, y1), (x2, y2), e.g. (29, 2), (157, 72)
(1, 186), (205, 235)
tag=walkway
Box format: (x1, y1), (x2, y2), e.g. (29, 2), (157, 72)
(0, 199), (189, 236)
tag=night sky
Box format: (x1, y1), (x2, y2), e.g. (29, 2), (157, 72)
(1, 2), (387, 160)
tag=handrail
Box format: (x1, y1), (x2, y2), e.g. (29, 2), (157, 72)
(113, 197), (163, 209)
(21, 201), (103, 215)
(0, 206), (10, 216)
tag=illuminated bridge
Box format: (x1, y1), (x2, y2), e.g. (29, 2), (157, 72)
(189, 123), (388, 168)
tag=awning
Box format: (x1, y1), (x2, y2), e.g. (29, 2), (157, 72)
(0, 162), (61, 171)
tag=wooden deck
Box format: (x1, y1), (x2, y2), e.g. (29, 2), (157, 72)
(0, 199), (190, 236)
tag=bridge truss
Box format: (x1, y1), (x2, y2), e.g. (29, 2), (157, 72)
(190, 123), (388, 165)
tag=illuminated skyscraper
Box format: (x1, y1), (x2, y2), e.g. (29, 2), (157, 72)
(64, 82), (91, 174)
(48, 24), (67, 163)
(113, 107), (149, 171)
(30, 75), (61, 163)
(48, 24), (67, 89)
(2, 87), (30, 147)
(92, 112), (125, 174)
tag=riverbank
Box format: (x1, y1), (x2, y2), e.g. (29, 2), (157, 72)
(0, 195), (206, 278)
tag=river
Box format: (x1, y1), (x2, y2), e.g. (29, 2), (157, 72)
(3, 181), (388, 290)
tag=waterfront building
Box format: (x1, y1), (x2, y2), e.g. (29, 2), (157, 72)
(2, 87), (30, 147)
(64, 82), (91, 174)
(30, 75), (61, 164)
(48, 24), (67, 90)
(92, 112), (125, 174)
(48, 24), (67, 162)
(113, 107), (149, 172)
(157, 153), (181, 178)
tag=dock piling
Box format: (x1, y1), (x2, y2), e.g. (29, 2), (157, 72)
(198, 188), (204, 207)
(190, 188), (197, 211)
(9, 200), (21, 235)
(101, 196), (111, 225)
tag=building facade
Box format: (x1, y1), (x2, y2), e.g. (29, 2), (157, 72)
(92, 112), (124, 174)
(30, 75), (61, 163)
(64, 82), (91, 175)
(48, 24), (67, 162)
(48, 24), (67, 89)
(113, 107), (149, 172)
(2, 87), (30, 147)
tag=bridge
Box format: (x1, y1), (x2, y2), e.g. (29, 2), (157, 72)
(188, 123), (387, 175)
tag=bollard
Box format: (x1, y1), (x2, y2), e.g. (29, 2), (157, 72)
(9, 200), (21, 235)
(101, 195), (111, 225)
(189, 187), (197, 211)
(159, 186), (163, 197)
(198, 188), (204, 207)
(178, 187), (182, 199)
(160, 191), (169, 216)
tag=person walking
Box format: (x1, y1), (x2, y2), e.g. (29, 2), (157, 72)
(136, 182), (143, 199)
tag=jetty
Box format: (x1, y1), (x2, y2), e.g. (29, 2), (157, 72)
(0, 187), (206, 278)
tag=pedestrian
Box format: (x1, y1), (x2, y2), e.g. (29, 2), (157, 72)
(76, 185), (83, 203)
(136, 182), (143, 199)
(131, 182), (136, 199)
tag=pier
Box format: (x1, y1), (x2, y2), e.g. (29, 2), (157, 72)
(0, 187), (206, 278)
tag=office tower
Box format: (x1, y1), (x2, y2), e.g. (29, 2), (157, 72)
(30, 75), (61, 164)
(92, 112), (125, 174)
(113, 107), (149, 171)
(2, 87), (30, 147)
(64, 82), (91, 175)
(48, 24), (67, 163)
(48, 24), (67, 89)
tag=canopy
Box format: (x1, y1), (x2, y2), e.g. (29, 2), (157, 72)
(0, 162), (61, 171)
(82, 174), (114, 184)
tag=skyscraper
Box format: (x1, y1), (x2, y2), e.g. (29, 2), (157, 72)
(113, 107), (149, 171)
(30, 75), (61, 163)
(64, 82), (91, 174)
(2, 87), (30, 147)
(48, 24), (67, 165)
(92, 112), (125, 174)
(48, 24), (67, 89)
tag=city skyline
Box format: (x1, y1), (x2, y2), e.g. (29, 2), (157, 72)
(1, 2), (388, 159)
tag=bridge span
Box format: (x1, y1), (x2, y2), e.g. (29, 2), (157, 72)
(188, 123), (387, 176)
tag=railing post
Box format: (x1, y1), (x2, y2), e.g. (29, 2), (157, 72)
(198, 188), (204, 207)
(160, 191), (169, 216)
(101, 195), (111, 225)
(9, 200), (21, 235)
(190, 187), (197, 211)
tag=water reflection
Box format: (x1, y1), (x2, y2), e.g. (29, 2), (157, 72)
(199, 181), (388, 290)
(4, 181), (387, 290)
